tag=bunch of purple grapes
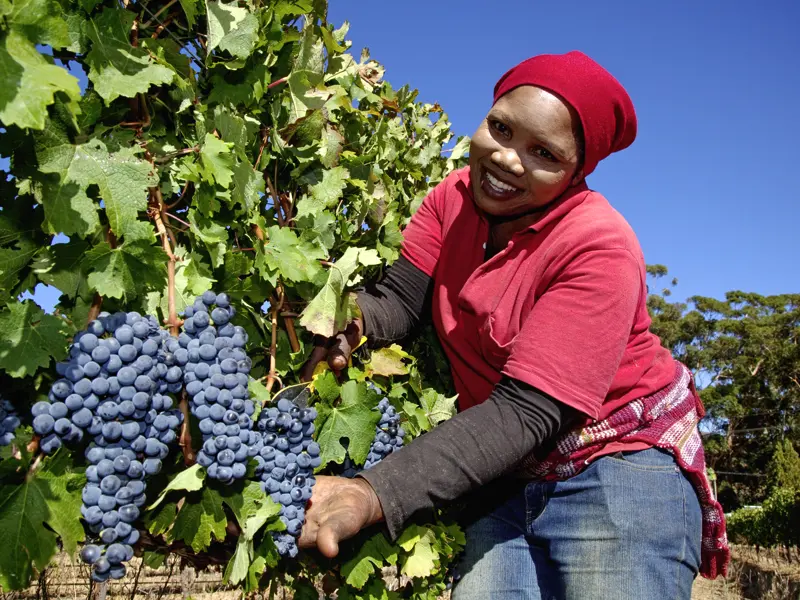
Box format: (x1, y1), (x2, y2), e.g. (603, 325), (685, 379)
(179, 291), (260, 483)
(363, 397), (404, 469)
(0, 397), (20, 447)
(255, 395), (321, 557)
(33, 311), (183, 581)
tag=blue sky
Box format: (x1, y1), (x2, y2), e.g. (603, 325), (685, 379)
(19, 0), (799, 312)
(329, 0), (799, 303)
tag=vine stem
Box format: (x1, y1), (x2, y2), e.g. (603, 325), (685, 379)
(264, 290), (283, 394)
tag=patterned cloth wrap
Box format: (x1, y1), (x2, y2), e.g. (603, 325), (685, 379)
(518, 362), (730, 579)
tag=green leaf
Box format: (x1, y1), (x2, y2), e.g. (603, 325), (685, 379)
(2, 0), (72, 50)
(230, 161), (264, 212)
(83, 241), (166, 302)
(260, 225), (325, 284)
(148, 464), (205, 510)
(170, 487), (227, 553)
(397, 525), (439, 578)
(199, 133), (235, 187)
(341, 532), (397, 589)
(223, 536), (251, 585)
(309, 166), (349, 209)
(178, 0), (199, 27)
(36, 134), (156, 240)
(207, 1), (259, 61)
(84, 8), (174, 103)
(143, 550), (167, 569)
(143, 501), (177, 537)
(312, 369), (340, 403)
(368, 344), (409, 377)
(31, 240), (89, 300)
(0, 300), (68, 378)
(418, 388), (458, 428)
(299, 246), (375, 337)
(0, 457), (84, 591)
(0, 31), (80, 130)
(316, 380), (380, 466)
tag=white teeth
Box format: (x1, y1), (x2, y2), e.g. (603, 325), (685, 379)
(485, 171), (519, 192)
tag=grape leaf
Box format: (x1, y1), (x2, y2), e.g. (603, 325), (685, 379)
(316, 380), (380, 466)
(144, 501), (177, 536)
(368, 344), (410, 377)
(341, 532), (397, 589)
(169, 487), (227, 553)
(260, 225), (325, 284)
(397, 525), (438, 578)
(0, 457), (84, 590)
(418, 388), (458, 428)
(2, 0), (72, 50)
(223, 536), (251, 585)
(207, 1), (259, 60)
(31, 240), (89, 300)
(312, 369), (340, 403)
(0, 300), (68, 378)
(308, 166), (349, 208)
(84, 8), (174, 103)
(199, 133), (235, 187)
(143, 550), (167, 569)
(178, 0), (198, 27)
(230, 161), (264, 212)
(84, 241), (166, 301)
(148, 464), (205, 510)
(36, 134), (156, 240)
(0, 31), (80, 130)
(299, 246), (375, 336)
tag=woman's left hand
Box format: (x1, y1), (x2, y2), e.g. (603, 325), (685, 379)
(298, 475), (384, 557)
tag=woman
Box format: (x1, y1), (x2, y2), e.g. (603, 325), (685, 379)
(297, 51), (729, 599)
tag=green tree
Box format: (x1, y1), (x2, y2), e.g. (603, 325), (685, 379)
(769, 439), (800, 491)
(647, 268), (800, 507)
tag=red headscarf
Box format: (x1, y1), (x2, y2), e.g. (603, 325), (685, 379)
(493, 51), (637, 177)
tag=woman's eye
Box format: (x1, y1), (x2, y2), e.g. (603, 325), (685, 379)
(532, 147), (557, 161)
(490, 120), (509, 137)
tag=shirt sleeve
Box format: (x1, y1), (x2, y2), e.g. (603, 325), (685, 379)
(356, 256), (434, 347)
(502, 248), (642, 420)
(357, 377), (577, 540)
(399, 182), (446, 277)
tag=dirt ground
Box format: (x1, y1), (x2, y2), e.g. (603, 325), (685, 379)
(692, 575), (744, 600)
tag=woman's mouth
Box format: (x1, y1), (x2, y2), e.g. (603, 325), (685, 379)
(480, 167), (523, 200)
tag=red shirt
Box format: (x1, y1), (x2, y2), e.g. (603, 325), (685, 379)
(401, 166), (675, 426)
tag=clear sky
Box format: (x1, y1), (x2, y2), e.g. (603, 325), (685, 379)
(19, 0), (799, 312)
(329, 0), (799, 303)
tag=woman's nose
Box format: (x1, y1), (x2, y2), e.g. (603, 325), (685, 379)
(491, 148), (524, 177)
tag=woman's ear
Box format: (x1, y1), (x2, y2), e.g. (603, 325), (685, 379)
(571, 169), (585, 187)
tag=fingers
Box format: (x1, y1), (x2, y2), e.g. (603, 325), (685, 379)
(327, 320), (363, 373)
(299, 339), (329, 382)
(316, 520), (346, 558)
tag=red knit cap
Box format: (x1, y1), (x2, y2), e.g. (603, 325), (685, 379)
(493, 51), (637, 177)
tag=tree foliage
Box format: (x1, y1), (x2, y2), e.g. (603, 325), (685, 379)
(647, 269), (800, 508)
(0, 0), (468, 594)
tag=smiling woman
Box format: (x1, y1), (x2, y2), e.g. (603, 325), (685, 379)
(298, 51), (729, 600)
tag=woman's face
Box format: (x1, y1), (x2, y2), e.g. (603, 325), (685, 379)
(469, 85), (583, 218)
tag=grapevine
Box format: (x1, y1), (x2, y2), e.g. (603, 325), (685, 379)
(0, 0), (469, 596)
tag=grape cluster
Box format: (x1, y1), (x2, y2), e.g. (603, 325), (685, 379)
(0, 397), (20, 446)
(255, 396), (320, 557)
(363, 397), (404, 469)
(34, 311), (183, 581)
(78, 444), (143, 581)
(180, 291), (259, 483)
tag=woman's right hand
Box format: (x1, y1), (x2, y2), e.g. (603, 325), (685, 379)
(299, 318), (363, 382)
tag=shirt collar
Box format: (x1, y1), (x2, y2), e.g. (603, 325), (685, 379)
(455, 165), (591, 232)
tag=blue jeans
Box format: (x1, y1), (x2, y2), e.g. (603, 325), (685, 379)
(451, 447), (702, 600)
